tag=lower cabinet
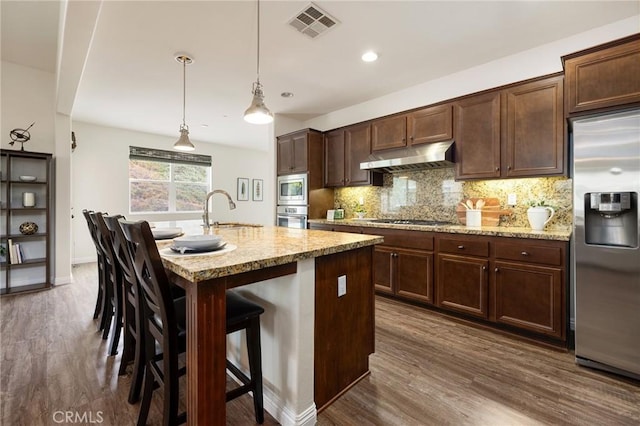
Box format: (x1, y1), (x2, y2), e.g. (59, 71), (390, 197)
(436, 235), (490, 319)
(493, 261), (563, 339)
(309, 222), (568, 344)
(436, 254), (489, 319)
(366, 227), (434, 304)
(374, 245), (433, 304)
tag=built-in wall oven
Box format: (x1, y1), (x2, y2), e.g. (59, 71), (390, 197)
(277, 173), (307, 206)
(277, 205), (308, 229)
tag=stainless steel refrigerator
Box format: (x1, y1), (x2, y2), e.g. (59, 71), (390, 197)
(573, 108), (640, 380)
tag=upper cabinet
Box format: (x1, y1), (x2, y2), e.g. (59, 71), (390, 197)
(407, 104), (454, 146)
(503, 75), (564, 178)
(277, 129), (325, 179)
(371, 104), (454, 152)
(324, 123), (382, 187)
(371, 115), (407, 151)
(455, 91), (502, 179)
(563, 34), (640, 115)
(455, 74), (565, 180)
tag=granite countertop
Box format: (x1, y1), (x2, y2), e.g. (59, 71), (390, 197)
(157, 225), (383, 283)
(308, 219), (572, 241)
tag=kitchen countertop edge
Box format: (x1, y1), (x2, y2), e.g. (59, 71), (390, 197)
(308, 219), (572, 241)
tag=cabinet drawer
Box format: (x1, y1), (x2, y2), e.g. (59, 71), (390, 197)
(494, 241), (562, 266)
(438, 237), (489, 257)
(362, 228), (433, 251)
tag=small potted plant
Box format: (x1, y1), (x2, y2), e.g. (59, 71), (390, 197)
(527, 199), (555, 231)
(354, 202), (367, 219)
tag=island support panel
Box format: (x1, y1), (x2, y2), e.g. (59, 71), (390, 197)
(314, 245), (375, 411)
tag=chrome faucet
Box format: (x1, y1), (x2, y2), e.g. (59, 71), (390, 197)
(203, 189), (237, 228)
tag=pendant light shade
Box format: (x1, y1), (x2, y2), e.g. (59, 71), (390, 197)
(244, 0), (273, 125)
(174, 54), (195, 151)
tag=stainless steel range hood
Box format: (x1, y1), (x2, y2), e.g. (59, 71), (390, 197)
(360, 140), (455, 172)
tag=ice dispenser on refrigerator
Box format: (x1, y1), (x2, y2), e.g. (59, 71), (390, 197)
(584, 192), (638, 248)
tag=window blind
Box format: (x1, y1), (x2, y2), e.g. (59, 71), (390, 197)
(129, 146), (212, 166)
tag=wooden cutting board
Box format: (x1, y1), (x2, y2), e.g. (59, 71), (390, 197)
(456, 197), (512, 226)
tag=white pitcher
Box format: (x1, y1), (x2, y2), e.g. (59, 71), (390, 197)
(527, 206), (554, 231)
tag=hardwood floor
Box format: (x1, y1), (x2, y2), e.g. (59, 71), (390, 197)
(1, 263), (638, 425)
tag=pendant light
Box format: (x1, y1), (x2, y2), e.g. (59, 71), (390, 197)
(174, 54), (195, 151)
(244, 0), (273, 124)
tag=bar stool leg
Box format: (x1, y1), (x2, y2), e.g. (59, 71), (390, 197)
(247, 317), (264, 424)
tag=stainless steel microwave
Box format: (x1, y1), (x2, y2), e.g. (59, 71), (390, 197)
(277, 173), (307, 205)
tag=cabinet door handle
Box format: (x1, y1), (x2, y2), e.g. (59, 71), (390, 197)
(507, 165), (512, 170)
(495, 167), (500, 172)
(457, 245), (464, 249)
(521, 251), (529, 256)
(495, 267), (499, 272)
(482, 265), (486, 271)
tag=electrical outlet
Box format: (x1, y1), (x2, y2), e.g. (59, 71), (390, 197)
(338, 275), (347, 297)
(507, 193), (517, 206)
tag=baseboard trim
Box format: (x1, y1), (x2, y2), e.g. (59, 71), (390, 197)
(263, 384), (317, 426)
(73, 256), (96, 265)
(54, 275), (73, 286)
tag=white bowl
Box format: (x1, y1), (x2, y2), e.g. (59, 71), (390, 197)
(173, 234), (223, 250)
(19, 175), (37, 182)
(151, 227), (183, 240)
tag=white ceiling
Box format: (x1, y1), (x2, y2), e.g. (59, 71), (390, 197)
(2, 1), (639, 151)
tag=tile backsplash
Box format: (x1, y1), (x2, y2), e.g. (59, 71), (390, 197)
(334, 168), (572, 228)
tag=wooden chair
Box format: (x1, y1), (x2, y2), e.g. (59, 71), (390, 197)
(93, 213), (125, 356)
(119, 220), (265, 425)
(81, 210), (104, 322)
(84, 210), (113, 336)
(103, 214), (144, 403)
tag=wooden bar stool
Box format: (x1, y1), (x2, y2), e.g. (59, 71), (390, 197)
(120, 220), (265, 425)
(93, 213), (125, 356)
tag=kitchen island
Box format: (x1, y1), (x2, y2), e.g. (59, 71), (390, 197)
(157, 225), (383, 426)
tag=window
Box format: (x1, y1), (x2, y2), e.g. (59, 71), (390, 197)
(129, 146), (212, 213)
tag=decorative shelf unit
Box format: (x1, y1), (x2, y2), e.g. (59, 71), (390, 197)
(1, 150), (53, 295)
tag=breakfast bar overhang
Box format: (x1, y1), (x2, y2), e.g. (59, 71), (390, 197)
(160, 226), (383, 425)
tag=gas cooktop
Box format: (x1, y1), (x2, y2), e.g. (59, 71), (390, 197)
(367, 219), (454, 226)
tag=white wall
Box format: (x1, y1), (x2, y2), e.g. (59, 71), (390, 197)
(305, 16), (640, 132)
(1, 61), (56, 153)
(71, 121), (273, 264)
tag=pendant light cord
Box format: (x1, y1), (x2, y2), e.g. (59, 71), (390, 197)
(256, 0), (261, 85)
(182, 57), (187, 127)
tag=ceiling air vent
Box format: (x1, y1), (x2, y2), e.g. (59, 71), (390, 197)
(288, 3), (339, 39)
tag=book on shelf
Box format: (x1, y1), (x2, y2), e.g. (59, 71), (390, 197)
(7, 240), (25, 264)
(15, 243), (23, 263)
(7, 239), (14, 264)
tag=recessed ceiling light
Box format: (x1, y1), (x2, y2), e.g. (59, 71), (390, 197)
(361, 51), (378, 62)
(201, 124), (209, 128)
(281, 92), (294, 98)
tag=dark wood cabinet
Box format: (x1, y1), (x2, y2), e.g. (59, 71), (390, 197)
(563, 34), (640, 115)
(455, 74), (565, 180)
(371, 114), (407, 151)
(324, 129), (345, 187)
(493, 261), (563, 339)
(407, 104), (454, 146)
(492, 239), (565, 340)
(324, 123), (382, 187)
(436, 235), (490, 319)
(308, 222), (568, 345)
(277, 129), (321, 175)
(371, 104), (454, 152)
(454, 91), (502, 179)
(367, 228), (434, 304)
(503, 75), (564, 177)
